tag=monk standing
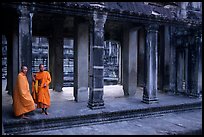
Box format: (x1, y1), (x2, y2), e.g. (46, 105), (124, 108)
(33, 64), (51, 115)
(13, 66), (35, 119)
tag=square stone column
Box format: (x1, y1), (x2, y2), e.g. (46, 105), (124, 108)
(48, 38), (54, 89)
(187, 30), (202, 97)
(6, 31), (19, 95)
(142, 24), (159, 104)
(17, 5), (33, 92)
(122, 27), (139, 96)
(49, 16), (64, 92)
(162, 26), (171, 92)
(176, 48), (185, 93)
(118, 45), (122, 84)
(175, 29), (189, 95)
(168, 26), (177, 93)
(2, 122), (4, 135)
(137, 28), (145, 87)
(88, 11), (107, 109)
(74, 21), (89, 102)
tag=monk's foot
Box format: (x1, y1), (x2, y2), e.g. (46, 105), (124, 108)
(21, 115), (30, 119)
(45, 111), (49, 115)
(41, 109), (45, 114)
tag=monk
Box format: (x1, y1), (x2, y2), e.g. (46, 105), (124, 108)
(13, 66), (35, 119)
(33, 64), (51, 115)
(32, 78), (38, 104)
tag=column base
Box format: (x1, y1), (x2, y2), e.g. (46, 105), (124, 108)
(164, 89), (177, 95)
(74, 88), (88, 102)
(142, 97), (159, 104)
(187, 92), (202, 98)
(87, 101), (105, 110)
(7, 91), (12, 96)
(53, 85), (63, 92)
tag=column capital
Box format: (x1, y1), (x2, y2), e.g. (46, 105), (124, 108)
(90, 2), (105, 9)
(17, 5), (30, 18)
(145, 24), (159, 32)
(170, 26), (177, 36)
(195, 30), (202, 48)
(194, 29), (202, 38)
(93, 11), (107, 28)
(17, 3), (35, 19)
(88, 11), (107, 34)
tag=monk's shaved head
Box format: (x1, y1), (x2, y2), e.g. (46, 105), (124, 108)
(21, 65), (27, 70)
(39, 64), (44, 72)
(21, 65), (28, 74)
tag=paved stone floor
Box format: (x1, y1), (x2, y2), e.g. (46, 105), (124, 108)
(22, 109), (202, 135)
(2, 80), (202, 135)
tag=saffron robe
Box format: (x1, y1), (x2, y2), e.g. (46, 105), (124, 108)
(35, 71), (51, 108)
(32, 80), (38, 104)
(13, 72), (35, 116)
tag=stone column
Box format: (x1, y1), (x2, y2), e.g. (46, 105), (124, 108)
(120, 39), (124, 85)
(118, 45), (122, 84)
(88, 11), (107, 109)
(188, 30), (202, 97)
(176, 48), (185, 93)
(7, 32), (19, 95)
(74, 21), (89, 102)
(168, 26), (177, 93)
(2, 122), (4, 135)
(48, 36), (54, 89)
(163, 25), (171, 91)
(137, 28), (145, 87)
(17, 5), (33, 92)
(175, 29), (188, 95)
(49, 16), (64, 92)
(122, 27), (139, 96)
(142, 24), (159, 104)
(184, 42), (189, 94)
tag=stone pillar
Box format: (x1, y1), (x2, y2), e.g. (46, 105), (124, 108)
(176, 48), (185, 93)
(118, 45), (122, 84)
(175, 29), (188, 95)
(74, 21), (89, 102)
(137, 28), (145, 87)
(17, 5), (33, 92)
(184, 43), (189, 94)
(163, 26), (171, 91)
(88, 11), (107, 109)
(48, 37), (54, 89)
(2, 122), (4, 135)
(120, 39), (124, 85)
(7, 32), (19, 95)
(188, 30), (202, 97)
(122, 27), (138, 96)
(168, 26), (177, 93)
(142, 24), (159, 104)
(158, 26), (164, 90)
(49, 16), (64, 92)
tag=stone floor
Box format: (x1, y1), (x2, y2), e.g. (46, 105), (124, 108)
(22, 109), (202, 135)
(2, 80), (202, 122)
(2, 79), (202, 135)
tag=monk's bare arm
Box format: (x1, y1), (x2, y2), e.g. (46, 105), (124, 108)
(35, 73), (41, 80)
(46, 72), (51, 85)
(32, 73), (36, 81)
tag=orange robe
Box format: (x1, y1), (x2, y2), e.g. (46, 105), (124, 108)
(13, 72), (35, 117)
(35, 71), (51, 108)
(32, 80), (38, 104)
